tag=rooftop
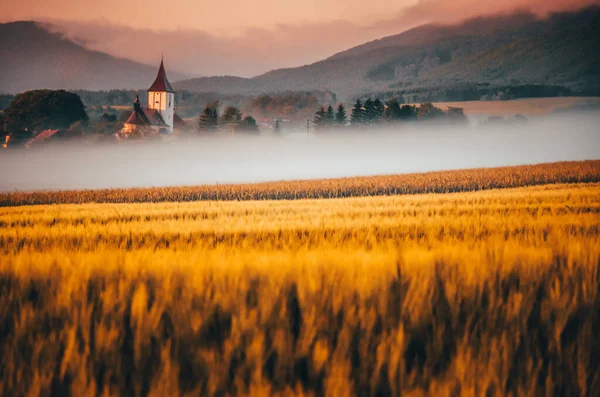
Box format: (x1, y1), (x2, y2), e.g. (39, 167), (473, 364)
(147, 59), (175, 93)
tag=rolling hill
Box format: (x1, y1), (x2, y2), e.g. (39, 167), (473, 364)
(175, 7), (600, 100)
(0, 21), (186, 94)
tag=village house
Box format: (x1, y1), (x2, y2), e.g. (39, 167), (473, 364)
(120, 58), (185, 138)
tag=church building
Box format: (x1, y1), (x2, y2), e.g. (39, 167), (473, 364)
(121, 58), (184, 137)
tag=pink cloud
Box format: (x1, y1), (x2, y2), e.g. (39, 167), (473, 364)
(41, 0), (600, 78)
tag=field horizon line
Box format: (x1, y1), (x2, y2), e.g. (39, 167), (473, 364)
(1, 159), (599, 207)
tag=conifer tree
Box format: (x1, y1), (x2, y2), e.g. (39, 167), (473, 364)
(313, 106), (327, 131)
(335, 104), (347, 125)
(324, 105), (335, 127)
(350, 99), (363, 126)
(373, 98), (384, 122)
(384, 98), (401, 121)
(363, 98), (375, 124)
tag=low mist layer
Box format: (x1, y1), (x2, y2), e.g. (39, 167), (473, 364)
(2, 113), (599, 192)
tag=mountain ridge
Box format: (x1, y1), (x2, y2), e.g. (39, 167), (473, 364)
(174, 7), (600, 99)
(3, 8), (600, 100)
(0, 21), (187, 94)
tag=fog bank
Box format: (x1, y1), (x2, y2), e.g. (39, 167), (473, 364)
(2, 113), (599, 193)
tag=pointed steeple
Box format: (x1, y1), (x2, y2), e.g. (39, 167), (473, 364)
(133, 92), (141, 112)
(148, 58), (175, 93)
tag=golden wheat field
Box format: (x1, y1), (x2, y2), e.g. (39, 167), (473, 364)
(1, 174), (600, 396)
(2, 160), (599, 206)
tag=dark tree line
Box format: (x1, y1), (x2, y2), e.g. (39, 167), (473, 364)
(66, 90), (337, 120)
(313, 97), (467, 131)
(312, 104), (348, 131)
(3, 90), (88, 133)
(198, 101), (259, 134)
(382, 84), (577, 104)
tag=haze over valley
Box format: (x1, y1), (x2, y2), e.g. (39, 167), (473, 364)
(2, 112), (598, 192)
(1, 4), (600, 98)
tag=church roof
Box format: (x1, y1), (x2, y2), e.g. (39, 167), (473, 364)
(147, 59), (175, 93)
(142, 109), (169, 126)
(125, 110), (150, 126)
(25, 129), (60, 147)
(124, 108), (169, 127)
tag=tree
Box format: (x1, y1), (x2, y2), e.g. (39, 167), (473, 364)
(198, 101), (220, 132)
(350, 99), (363, 126)
(219, 106), (243, 133)
(335, 104), (347, 126)
(4, 90), (88, 133)
(385, 98), (417, 122)
(118, 91), (133, 105)
(384, 98), (401, 121)
(313, 106), (327, 131)
(251, 94), (273, 115)
(418, 103), (445, 120)
(373, 98), (384, 123)
(273, 119), (282, 133)
(100, 113), (117, 122)
(219, 106), (243, 127)
(324, 105), (335, 129)
(363, 98), (375, 124)
(398, 105), (418, 121)
(446, 107), (468, 123)
(106, 91), (118, 106)
(239, 116), (260, 134)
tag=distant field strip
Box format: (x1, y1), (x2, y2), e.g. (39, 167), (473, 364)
(2, 182), (599, 254)
(1, 160), (599, 206)
(433, 97), (600, 116)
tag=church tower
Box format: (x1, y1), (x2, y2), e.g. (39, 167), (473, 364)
(147, 57), (175, 134)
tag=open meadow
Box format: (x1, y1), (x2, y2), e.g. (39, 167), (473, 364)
(1, 165), (600, 396)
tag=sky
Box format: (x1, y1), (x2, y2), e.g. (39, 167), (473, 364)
(3, 0), (408, 33)
(2, 0), (600, 77)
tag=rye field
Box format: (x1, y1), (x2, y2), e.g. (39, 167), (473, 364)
(1, 162), (600, 396)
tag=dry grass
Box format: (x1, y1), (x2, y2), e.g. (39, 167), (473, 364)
(432, 97), (600, 116)
(1, 160), (599, 207)
(1, 182), (600, 396)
